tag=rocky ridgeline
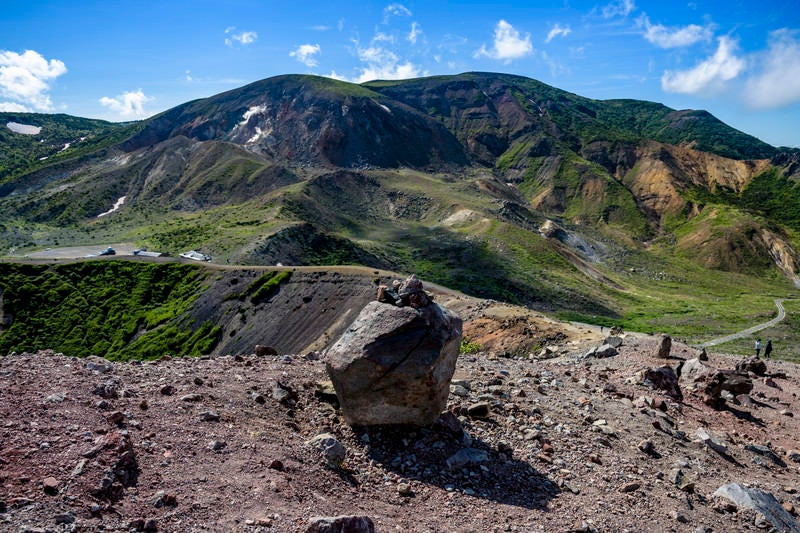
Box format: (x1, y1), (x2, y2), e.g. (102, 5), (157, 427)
(1, 306), (800, 530)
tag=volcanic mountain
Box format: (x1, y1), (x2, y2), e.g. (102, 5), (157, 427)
(2, 72), (800, 324)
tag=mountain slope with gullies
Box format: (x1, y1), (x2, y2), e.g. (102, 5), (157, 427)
(2, 72), (800, 335)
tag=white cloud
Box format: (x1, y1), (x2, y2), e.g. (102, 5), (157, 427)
(99, 89), (152, 118)
(384, 3), (412, 21)
(224, 28), (258, 46)
(744, 29), (800, 109)
(0, 49), (67, 111)
(546, 24), (571, 44)
(373, 32), (394, 43)
(661, 36), (745, 94)
(638, 14), (713, 48)
(324, 70), (348, 81)
(353, 40), (422, 83)
(408, 22), (421, 44)
(0, 101), (30, 112)
(290, 44), (322, 67)
(601, 0), (636, 18)
(311, 25), (331, 31)
(475, 20), (533, 62)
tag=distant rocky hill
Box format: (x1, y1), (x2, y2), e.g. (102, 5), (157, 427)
(1, 72), (800, 331)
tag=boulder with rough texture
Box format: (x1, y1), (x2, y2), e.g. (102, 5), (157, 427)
(583, 344), (618, 359)
(635, 366), (682, 401)
(736, 357), (767, 376)
(324, 300), (462, 426)
(680, 366), (753, 409)
(678, 358), (710, 391)
(655, 334), (671, 358)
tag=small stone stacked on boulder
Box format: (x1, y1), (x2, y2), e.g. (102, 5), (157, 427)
(376, 274), (434, 308)
(325, 275), (462, 426)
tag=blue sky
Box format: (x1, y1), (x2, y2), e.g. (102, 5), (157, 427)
(2, 0), (799, 148)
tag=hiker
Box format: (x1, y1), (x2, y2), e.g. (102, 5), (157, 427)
(755, 338), (762, 358)
(764, 339), (773, 359)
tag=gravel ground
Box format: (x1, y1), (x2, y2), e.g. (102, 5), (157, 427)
(2, 305), (800, 532)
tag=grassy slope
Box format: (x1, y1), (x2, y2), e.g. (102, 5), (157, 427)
(0, 261), (219, 360)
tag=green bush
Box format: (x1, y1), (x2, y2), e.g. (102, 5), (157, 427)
(460, 337), (482, 354)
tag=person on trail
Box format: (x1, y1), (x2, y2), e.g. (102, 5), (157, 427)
(764, 339), (773, 359)
(755, 338), (762, 358)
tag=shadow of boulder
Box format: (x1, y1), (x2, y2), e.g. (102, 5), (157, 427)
(349, 421), (560, 510)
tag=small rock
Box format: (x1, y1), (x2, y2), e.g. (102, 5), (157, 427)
(670, 468), (695, 493)
(199, 411), (220, 422)
(638, 438), (654, 454)
(180, 393), (203, 402)
(268, 459), (284, 471)
(450, 384), (470, 397)
(96, 399), (113, 411)
(45, 392), (66, 403)
(397, 483), (414, 496)
(307, 515), (376, 533)
(467, 402), (490, 419)
(250, 391), (266, 404)
(695, 427), (728, 454)
(780, 409), (794, 417)
(306, 433), (346, 468)
(42, 477), (59, 495)
(193, 377), (204, 386)
(209, 440), (227, 452)
(255, 345), (278, 356)
(92, 379), (120, 399)
(618, 481), (641, 493)
(159, 385), (176, 396)
(572, 520), (599, 533)
(152, 490), (177, 508)
(54, 513), (75, 524)
(106, 411), (125, 425)
(446, 448), (489, 470)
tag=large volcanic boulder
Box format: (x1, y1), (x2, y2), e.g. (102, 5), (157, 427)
(324, 300), (462, 426)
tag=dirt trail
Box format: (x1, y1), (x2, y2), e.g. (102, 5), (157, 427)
(699, 298), (786, 348)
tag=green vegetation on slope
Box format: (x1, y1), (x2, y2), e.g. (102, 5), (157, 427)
(0, 113), (139, 182)
(0, 261), (218, 360)
(249, 270), (292, 304)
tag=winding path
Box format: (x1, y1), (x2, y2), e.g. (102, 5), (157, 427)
(698, 299), (786, 348)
